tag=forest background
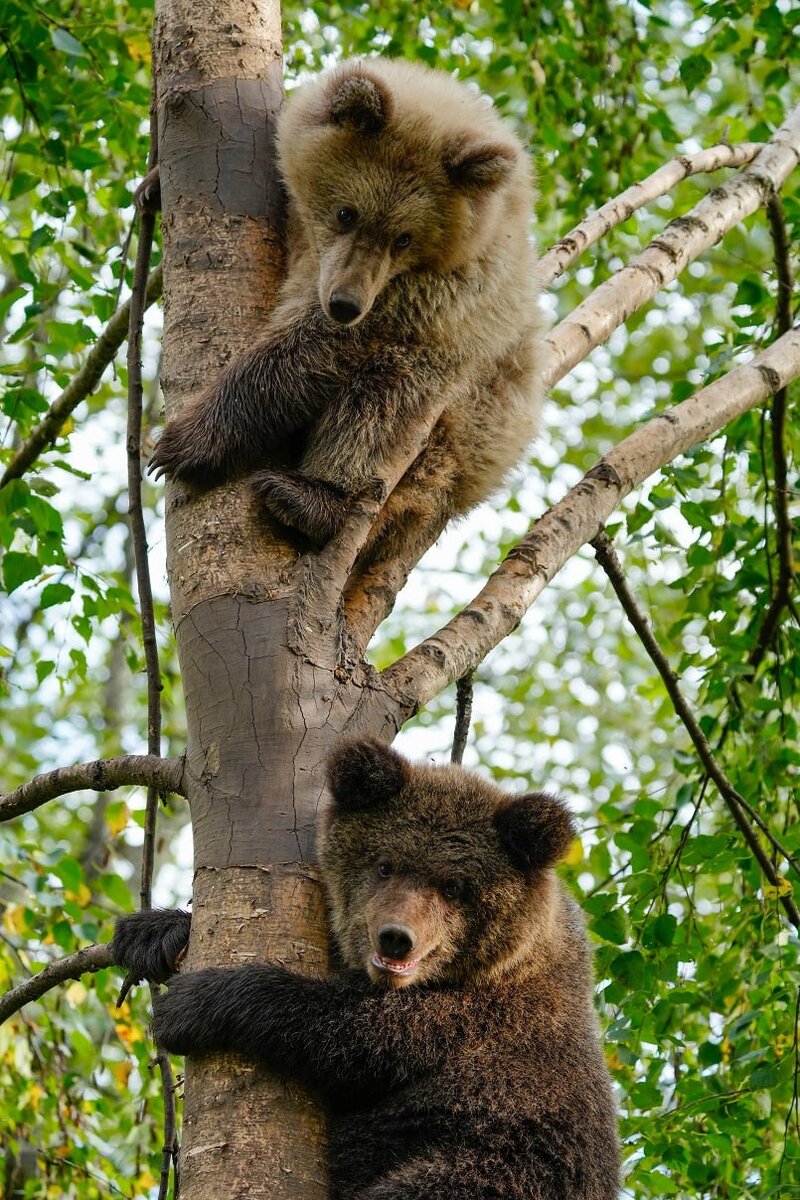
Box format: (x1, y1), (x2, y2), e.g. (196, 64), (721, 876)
(0, 0), (799, 1197)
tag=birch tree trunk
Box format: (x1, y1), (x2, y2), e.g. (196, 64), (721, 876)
(151, 2), (397, 1196)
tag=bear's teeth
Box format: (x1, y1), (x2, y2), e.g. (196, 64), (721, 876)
(372, 952), (418, 975)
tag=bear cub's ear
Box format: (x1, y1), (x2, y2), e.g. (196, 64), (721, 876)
(494, 793), (576, 873)
(326, 736), (410, 812)
(326, 70), (392, 134)
(443, 139), (517, 191)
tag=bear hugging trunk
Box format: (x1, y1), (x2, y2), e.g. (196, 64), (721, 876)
(113, 738), (620, 1200)
(148, 57), (544, 567)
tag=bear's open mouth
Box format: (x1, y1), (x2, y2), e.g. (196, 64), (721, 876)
(371, 952), (419, 976)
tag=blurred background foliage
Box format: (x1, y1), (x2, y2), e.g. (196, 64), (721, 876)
(0, 0), (798, 1196)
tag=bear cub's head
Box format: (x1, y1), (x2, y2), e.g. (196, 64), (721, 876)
(277, 58), (528, 328)
(319, 737), (575, 990)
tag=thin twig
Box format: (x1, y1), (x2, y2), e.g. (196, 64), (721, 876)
(127, 207), (161, 911)
(0, 943), (113, 1025)
(591, 531), (800, 930)
(750, 195), (797, 669)
(0, 754), (186, 822)
(451, 672), (474, 765)
(0, 267), (162, 488)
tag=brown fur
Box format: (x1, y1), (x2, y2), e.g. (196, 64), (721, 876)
(113, 739), (619, 1198)
(149, 58), (543, 561)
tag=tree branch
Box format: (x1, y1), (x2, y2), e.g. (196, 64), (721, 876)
(0, 265), (163, 488)
(539, 142), (762, 289)
(749, 195), (797, 669)
(127, 206), (162, 912)
(591, 531), (800, 930)
(0, 754), (186, 822)
(0, 942), (114, 1026)
(381, 327), (800, 710)
(450, 672), (474, 765)
(542, 104), (800, 389)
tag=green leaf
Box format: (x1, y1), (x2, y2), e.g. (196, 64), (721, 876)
(40, 582), (74, 609)
(51, 28), (88, 57)
(3, 551), (39, 593)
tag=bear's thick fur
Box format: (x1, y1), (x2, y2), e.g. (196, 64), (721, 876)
(113, 738), (619, 1200)
(149, 58), (543, 562)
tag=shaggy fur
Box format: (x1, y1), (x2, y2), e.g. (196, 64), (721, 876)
(149, 58), (543, 561)
(113, 739), (619, 1200)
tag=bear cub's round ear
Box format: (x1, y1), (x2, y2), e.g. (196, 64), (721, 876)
(494, 793), (576, 872)
(326, 69), (392, 134)
(443, 138), (517, 192)
(326, 737), (410, 812)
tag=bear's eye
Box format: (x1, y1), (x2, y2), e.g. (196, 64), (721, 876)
(377, 858), (393, 879)
(394, 232), (412, 251)
(336, 206), (357, 229)
(442, 879), (463, 901)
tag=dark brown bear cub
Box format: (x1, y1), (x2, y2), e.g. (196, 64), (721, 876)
(113, 739), (620, 1199)
(148, 58), (543, 563)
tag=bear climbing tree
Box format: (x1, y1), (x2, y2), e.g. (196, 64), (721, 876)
(1, 2), (799, 1199)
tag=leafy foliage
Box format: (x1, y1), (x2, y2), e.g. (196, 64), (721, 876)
(1, 0), (799, 1197)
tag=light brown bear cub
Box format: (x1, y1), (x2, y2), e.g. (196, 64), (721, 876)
(113, 739), (620, 1199)
(150, 58), (543, 562)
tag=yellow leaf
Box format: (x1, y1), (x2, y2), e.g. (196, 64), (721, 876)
(138, 1170), (157, 1190)
(66, 883), (92, 907)
(115, 1020), (144, 1048)
(606, 1051), (623, 1071)
(3, 904), (25, 935)
(66, 981), (87, 1005)
(125, 33), (151, 63)
(112, 1060), (133, 1087)
(764, 878), (793, 900)
(563, 837), (584, 866)
(107, 803), (130, 837)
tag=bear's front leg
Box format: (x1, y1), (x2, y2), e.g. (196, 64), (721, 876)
(149, 306), (336, 489)
(250, 469), (352, 544)
(113, 908), (192, 984)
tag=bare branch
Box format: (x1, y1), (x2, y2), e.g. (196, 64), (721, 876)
(750, 195), (797, 669)
(539, 142), (762, 289)
(381, 328), (800, 709)
(450, 672), (474, 765)
(0, 754), (186, 822)
(591, 531), (800, 930)
(0, 266), (163, 488)
(127, 206), (163, 912)
(542, 105), (800, 389)
(0, 942), (114, 1026)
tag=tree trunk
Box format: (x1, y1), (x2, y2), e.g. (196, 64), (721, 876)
(151, 3), (405, 1196)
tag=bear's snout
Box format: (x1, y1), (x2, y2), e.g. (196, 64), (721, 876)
(328, 290), (363, 325)
(377, 922), (415, 961)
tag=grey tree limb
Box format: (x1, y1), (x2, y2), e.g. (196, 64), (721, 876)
(0, 266), (163, 488)
(0, 754), (187, 822)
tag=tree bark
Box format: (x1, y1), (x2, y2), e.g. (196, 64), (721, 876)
(153, 4), (401, 1198)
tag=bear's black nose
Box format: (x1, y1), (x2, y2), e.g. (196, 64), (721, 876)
(377, 924), (415, 960)
(329, 291), (363, 324)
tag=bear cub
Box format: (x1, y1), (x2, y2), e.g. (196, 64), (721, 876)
(114, 738), (619, 1200)
(149, 58), (543, 563)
